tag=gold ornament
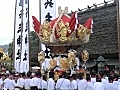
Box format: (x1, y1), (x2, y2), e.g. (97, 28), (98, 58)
(59, 57), (70, 70)
(40, 20), (52, 42)
(81, 50), (89, 62)
(68, 52), (77, 68)
(83, 27), (91, 43)
(48, 59), (57, 70)
(38, 51), (45, 64)
(56, 19), (71, 42)
(76, 25), (86, 41)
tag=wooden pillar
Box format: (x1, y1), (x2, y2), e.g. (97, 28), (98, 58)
(116, 0), (120, 74)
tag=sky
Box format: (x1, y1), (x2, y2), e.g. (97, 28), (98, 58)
(0, 0), (105, 45)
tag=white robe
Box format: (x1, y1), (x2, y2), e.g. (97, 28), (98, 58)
(93, 82), (104, 90)
(25, 78), (31, 89)
(56, 78), (70, 90)
(101, 78), (108, 90)
(91, 77), (96, 85)
(86, 82), (94, 90)
(0, 78), (4, 89)
(77, 79), (87, 90)
(113, 81), (120, 86)
(106, 83), (117, 90)
(118, 84), (120, 90)
(70, 80), (77, 90)
(47, 78), (55, 90)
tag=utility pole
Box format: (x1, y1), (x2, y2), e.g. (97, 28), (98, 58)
(39, 0), (42, 51)
(116, 0), (120, 74)
(39, 0), (42, 72)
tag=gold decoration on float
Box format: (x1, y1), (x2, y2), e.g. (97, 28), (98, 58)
(56, 19), (71, 43)
(40, 20), (52, 42)
(68, 52), (77, 68)
(81, 50), (89, 62)
(0, 48), (10, 60)
(38, 51), (45, 64)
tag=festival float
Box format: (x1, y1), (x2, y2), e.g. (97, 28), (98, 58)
(0, 48), (10, 61)
(32, 6), (93, 80)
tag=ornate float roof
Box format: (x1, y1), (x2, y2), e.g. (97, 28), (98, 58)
(32, 9), (93, 46)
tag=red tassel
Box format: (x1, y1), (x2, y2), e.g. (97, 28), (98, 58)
(84, 18), (93, 29)
(68, 12), (76, 25)
(32, 16), (41, 34)
(32, 16), (41, 27)
(33, 22), (39, 30)
(70, 19), (76, 30)
(67, 12), (76, 37)
(34, 26), (39, 34)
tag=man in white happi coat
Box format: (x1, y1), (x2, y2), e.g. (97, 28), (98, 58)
(69, 74), (77, 90)
(85, 75), (94, 90)
(16, 73), (26, 90)
(100, 72), (108, 90)
(3, 74), (17, 90)
(30, 72), (41, 90)
(56, 72), (70, 90)
(93, 76), (104, 90)
(0, 74), (6, 90)
(37, 73), (43, 90)
(39, 75), (47, 90)
(77, 73), (87, 90)
(90, 72), (96, 85)
(113, 74), (120, 88)
(25, 72), (31, 90)
(106, 76), (117, 90)
(47, 72), (55, 90)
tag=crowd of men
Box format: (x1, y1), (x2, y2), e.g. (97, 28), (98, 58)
(0, 68), (120, 90)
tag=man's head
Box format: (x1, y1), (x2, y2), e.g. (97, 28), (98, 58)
(108, 75), (114, 83)
(114, 74), (119, 81)
(9, 74), (13, 80)
(1, 74), (6, 80)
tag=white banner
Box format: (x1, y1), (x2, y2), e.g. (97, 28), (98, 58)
(41, 0), (56, 23)
(41, 0), (56, 50)
(20, 0), (29, 73)
(14, 0), (23, 72)
(14, 0), (29, 73)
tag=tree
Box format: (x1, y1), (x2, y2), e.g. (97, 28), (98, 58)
(29, 31), (40, 66)
(8, 31), (40, 66)
(8, 41), (13, 55)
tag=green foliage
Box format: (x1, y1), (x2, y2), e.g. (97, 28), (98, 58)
(8, 42), (13, 55)
(0, 60), (13, 71)
(29, 31), (39, 49)
(29, 31), (40, 63)
(0, 60), (12, 63)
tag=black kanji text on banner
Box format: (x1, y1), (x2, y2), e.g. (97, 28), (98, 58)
(44, 0), (54, 9)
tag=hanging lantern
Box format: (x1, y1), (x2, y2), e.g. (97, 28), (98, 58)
(81, 50), (89, 62)
(68, 49), (77, 69)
